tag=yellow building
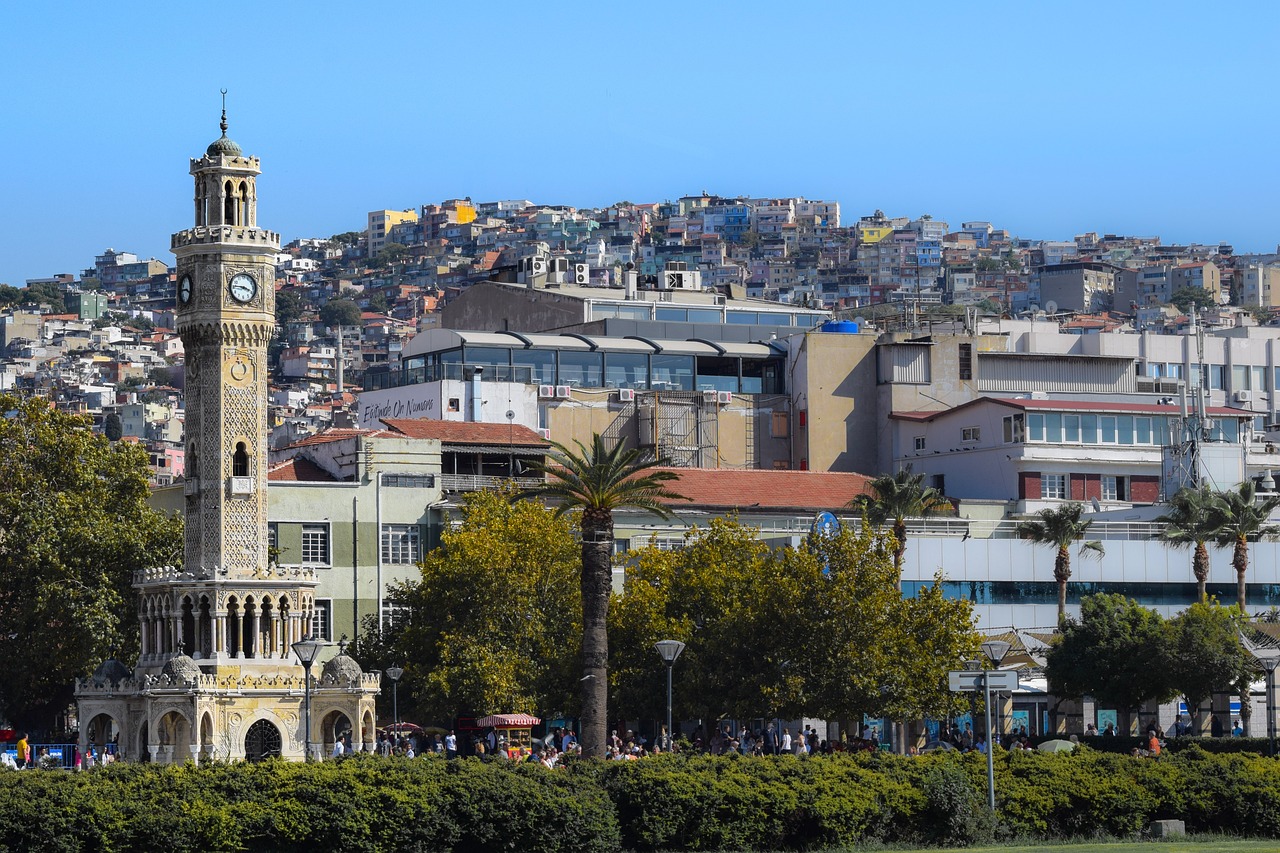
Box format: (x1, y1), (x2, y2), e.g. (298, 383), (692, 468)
(367, 208), (419, 254)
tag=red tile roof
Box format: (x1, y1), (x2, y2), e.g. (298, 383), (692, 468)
(268, 457), (339, 482)
(650, 467), (873, 511)
(283, 428), (388, 449)
(380, 418), (549, 446)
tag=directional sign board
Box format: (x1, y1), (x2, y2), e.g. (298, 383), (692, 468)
(948, 670), (1019, 693)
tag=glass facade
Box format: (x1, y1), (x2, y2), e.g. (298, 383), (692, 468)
(369, 343), (785, 395)
(902, 579), (1280, 608)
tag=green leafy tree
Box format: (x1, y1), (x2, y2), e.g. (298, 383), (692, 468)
(330, 231), (363, 246)
(319, 298), (361, 330)
(0, 395), (182, 731)
(851, 466), (950, 582)
(1212, 480), (1280, 609)
(1017, 503), (1105, 621)
(361, 489), (581, 724)
(20, 281), (65, 313)
(520, 435), (685, 758)
(1166, 601), (1251, 735)
(366, 292), (390, 315)
(609, 518), (801, 726)
(610, 518), (978, 735)
(1157, 486), (1223, 603)
(275, 290), (306, 327)
(1046, 593), (1176, 734)
(1170, 286), (1218, 314)
(0, 284), (21, 307)
(807, 523), (979, 725)
(372, 242), (408, 268)
(103, 413), (123, 442)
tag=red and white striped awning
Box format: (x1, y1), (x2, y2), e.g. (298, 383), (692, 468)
(476, 714), (541, 728)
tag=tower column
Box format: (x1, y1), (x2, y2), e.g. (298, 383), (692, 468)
(249, 605), (260, 659)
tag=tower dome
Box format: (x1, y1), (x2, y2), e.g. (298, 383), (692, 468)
(161, 654), (203, 683)
(92, 659), (132, 685)
(322, 653), (364, 685)
(205, 101), (243, 157)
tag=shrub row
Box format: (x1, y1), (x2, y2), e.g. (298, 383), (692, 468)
(2, 747), (1280, 852)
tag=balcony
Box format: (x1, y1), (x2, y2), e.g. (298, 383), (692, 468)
(440, 473), (544, 493)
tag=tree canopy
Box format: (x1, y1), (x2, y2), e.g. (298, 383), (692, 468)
(609, 517), (979, 729)
(319, 298), (362, 330)
(0, 395), (182, 731)
(1018, 503), (1104, 620)
(359, 488), (582, 724)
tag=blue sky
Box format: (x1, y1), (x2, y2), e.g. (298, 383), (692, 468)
(2, 1), (1278, 285)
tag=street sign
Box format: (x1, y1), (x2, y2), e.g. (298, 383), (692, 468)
(948, 670), (1019, 693)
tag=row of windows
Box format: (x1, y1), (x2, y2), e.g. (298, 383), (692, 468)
(269, 523), (425, 567)
(901, 580), (1280, 607)
(1039, 474), (1127, 501)
(374, 347), (786, 395)
(1143, 362), (1280, 394)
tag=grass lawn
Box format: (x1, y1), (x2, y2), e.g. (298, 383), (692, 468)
(879, 841), (1279, 853)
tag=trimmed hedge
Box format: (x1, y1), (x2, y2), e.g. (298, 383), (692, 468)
(2, 748), (1280, 851)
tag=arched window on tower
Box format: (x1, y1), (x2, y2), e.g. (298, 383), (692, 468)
(238, 181), (249, 226)
(233, 442), (249, 478)
(196, 177), (207, 226)
(224, 180), (236, 224)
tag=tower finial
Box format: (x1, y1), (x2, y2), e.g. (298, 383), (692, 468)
(219, 88), (228, 137)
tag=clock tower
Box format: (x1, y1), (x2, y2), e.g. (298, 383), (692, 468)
(76, 108), (378, 764)
(173, 105), (277, 578)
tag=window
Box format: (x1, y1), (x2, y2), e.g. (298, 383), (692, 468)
(1233, 365), (1250, 392)
(958, 343), (973, 381)
(381, 601), (410, 631)
(268, 523), (278, 558)
(1102, 475), (1127, 502)
(1027, 413), (1045, 441)
(1043, 474), (1067, 500)
(447, 397), (460, 412)
(1063, 414), (1081, 443)
(1208, 364), (1225, 391)
(1255, 366), (1269, 393)
(301, 524), (330, 565)
(914, 435), (927, 451)
(1002, 414), (1024, 443)
(311, 599), (332, 641)
(382, 474), (436, 488)
(961, 426), (981, 442)
(381, 524), (422, 565)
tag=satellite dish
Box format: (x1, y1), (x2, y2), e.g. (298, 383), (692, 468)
(854, 316), (867, 326)
(1044, 300), (1058, 315)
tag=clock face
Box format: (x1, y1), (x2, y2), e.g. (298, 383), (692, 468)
(178, 274), (192, 304)
(229, 273), (257, 304)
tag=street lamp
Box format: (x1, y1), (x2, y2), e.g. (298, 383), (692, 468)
(1258, 655), (1279, 758)
(292, 635), (326, 761)
(386, 665), (404, 740)
(654, 640), (686, 751)
(980, 639), (1011, 812)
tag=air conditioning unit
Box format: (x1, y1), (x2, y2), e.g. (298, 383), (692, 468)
(229, 476), (255, 496)
(538, 428), (552, 440)
(702, 389), (718, 404)
(538, 384), (556, 399)
(1236, 390), (1253, 403)
(532, 257), (547, 276)
(573, 263), (590, 285)
(554, 385), (572, 399)
(617, 388), (635, 402)
(717, 390), (733, 405)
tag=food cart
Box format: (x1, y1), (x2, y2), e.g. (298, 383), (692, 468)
(476, 714), (541, 759)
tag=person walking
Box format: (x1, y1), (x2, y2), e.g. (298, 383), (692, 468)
(780, 727), (792, 754)
(15, 733), (29, 769)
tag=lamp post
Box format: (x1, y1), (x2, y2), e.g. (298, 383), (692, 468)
(980, 639), (1011, 812)
(386, 665), (404, 740)
(1259, 655), (1279, 758)
(654, 640), (685, 751)
(292, 635), (325, 761)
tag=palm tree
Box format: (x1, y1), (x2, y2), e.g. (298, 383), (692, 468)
(520, 434), (685, 759)
(1017, 503), (1105, 622)
(1212, 480), (1280, 610)
(1156, 486), (1223, 604)
(850, 466), (950, 583)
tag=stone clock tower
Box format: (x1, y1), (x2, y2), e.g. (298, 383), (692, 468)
(172, 107), (276, 577)
(76, 110), (378, 764)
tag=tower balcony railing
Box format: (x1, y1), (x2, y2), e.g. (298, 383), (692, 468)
(133, 564), (318, 585)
